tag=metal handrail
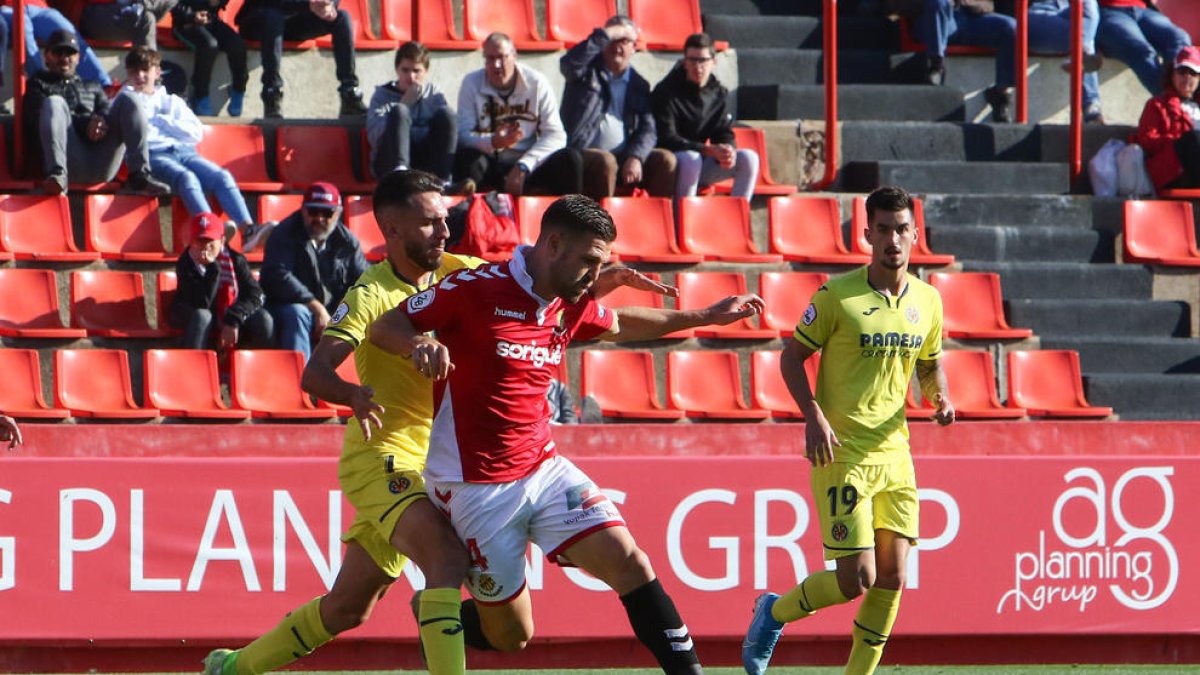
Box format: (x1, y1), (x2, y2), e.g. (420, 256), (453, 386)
(13, 0), (25, 177)
(1016, 0), (1028, 123)
(810, 0), (838, 191)
(1069, 0), (1084, 185)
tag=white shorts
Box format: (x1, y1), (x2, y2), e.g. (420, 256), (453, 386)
(425, 455), (625, 605)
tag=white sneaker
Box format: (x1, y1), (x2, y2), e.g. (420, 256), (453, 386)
(242, 221), (276, 251)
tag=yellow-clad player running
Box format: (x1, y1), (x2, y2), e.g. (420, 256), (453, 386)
(203, 171), (675, 675)
(742, 185), (955, 675)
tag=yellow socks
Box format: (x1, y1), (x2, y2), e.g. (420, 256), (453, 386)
(771, 570), (850, 623)
(418, 587), (466, 675)
(845, 587), (901, 675)
(234, 597), (333, 674)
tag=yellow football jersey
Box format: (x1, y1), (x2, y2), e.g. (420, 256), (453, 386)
(324, 253), (484, 473)
(792, 266), (943, 465)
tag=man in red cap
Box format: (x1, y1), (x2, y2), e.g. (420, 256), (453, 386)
(169, 212), (274, 351)
(260, 182), (368, 361)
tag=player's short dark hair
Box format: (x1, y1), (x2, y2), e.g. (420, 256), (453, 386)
(373, 169), (443, 216)
(125, 46), (161, 71)
(864, 186), (914, 223)
(683, 32), (713, 53)
(395, 41), (431, 68)
(541, 194), (617, 243)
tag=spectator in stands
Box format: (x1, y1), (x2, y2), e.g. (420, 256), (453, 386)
(455, 32), (583, 196)
(0, 2), (113, 90)
(24, 30), (170, 195)
(170, 212), (274, 351)
(235, 0), (367, 118)
(1097, 0), (1191, 97)
(547, 377), (579, 425)
(260, 182), (368, 362)
(171, 0), (247, 116)
(913, 0), (1016, 122)
(1028, 0), (1106, 123)
(0, 415), (22, 450)
(77, 0), (175, 50)
(121, 47), (272, 250)
(367, 41), (458, 186)
(560, 15), (675, 200)
(1136, 46), (1200, 191)
(651, 32), (759, 201)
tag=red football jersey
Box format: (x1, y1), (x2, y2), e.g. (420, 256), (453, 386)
(402, 248), (614, 483)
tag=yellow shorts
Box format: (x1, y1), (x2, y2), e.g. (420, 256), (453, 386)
(810, 456), (919, 560)
(339, 454), (426, 578)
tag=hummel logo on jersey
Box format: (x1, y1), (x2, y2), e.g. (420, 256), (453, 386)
(862, 307), (880, 316)
(494, 307), (526, 320)
(496, 340), (563, 367)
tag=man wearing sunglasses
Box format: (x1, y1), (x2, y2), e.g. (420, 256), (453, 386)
(260, 181), (368, 362)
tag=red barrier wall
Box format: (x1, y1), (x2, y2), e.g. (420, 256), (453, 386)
(1, 422), (1197, 671)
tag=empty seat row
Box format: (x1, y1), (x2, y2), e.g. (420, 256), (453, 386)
(580, 348), (1112, 421)
(0, 267), (1031, 342)
(0, 348), (347, 420)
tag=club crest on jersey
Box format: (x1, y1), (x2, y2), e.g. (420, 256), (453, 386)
(802, 303), (817, 326)
(831, 521), (850, 542)
(906, 305), (920, 325)
(552, 309), (568, 336)
(565, 483), (608, 511)
(407, 288), (435, 313)
(387, 476), (411, 494)
(331, 301), (349, 325)
(473, 572), (503, 598)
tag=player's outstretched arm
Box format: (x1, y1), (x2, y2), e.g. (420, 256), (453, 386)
(369, 307), (455, 380)
(603, 293), (764, 342)
(781, 340), (839, 466)
(916, 358), (955, 426)
(591, 265), (678, 300)
(0, 415), (22, 451)
(302, 337), (385, 440)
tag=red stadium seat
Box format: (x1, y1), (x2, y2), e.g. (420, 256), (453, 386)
(602, 197), (702, 263)
(852, 197), (955, 266)
(710, 127), (798, 196)
(580, 349), (684, 419)
(933, 350), (1026, 419)
(196, 124), (284, 191)
(258, 193), (305, 223)
(464, 0), (563, 50)
(676, 272), (777, 339)
(1007, 350), (1113, 418)
(277, 126), (374, 193)
(905, 384), (936, 419)
(415, 0), (477, 49)
(156, 271), (182, 337)
(0, 269), (86, 338)
(1123, 200), (1200, 267)
(928, 272), (1033, 340)
(0, 194), (99, 261)
(768, 196), (868, 264)
(628, 0), (726, 50)
(677, 196), (782, 263)
(546, 0), (615, 44)
(517, 196), (556, 245)
(144, 350), (252, 419)
(760, 271), (829, 337)
(750, 350), (802, 419)
(84, 194), (173, 262)
(315, 0), (396, 49)
(231, 350), (339, 419)
(55, 349), (160, 419)
(70, 270), (171, 338)
(381, 0), (415, 41)
(668, 350), (769, 419)
(0, 349), (70, 419)
(344, 195), (387, 262)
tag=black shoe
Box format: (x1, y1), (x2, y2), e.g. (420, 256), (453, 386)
(984, 85), (1011, 123)
(445, 177), (476, 198)
(126, 170), (171, 196)
(42, 170), (67, 196)
(339, 88), (367, 117)
(925, 55), (946, 85)
(263, 95), (282, 119)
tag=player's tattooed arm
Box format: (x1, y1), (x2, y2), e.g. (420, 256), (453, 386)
(369, 307), (455, 379)
(303, 337), (385, 440)
(916, 358), (955, 426)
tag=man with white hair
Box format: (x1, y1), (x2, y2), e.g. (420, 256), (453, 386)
(560, 15), (675, 199)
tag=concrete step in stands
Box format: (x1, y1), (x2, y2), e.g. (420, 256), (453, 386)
(739, 84), (966, 122)
(736, 49), (925, 86)
(842, 160), (1070, 195)
(1007, 299), (1191, 339)
(1042, 337), (1200, 375)
(701, 0), (818, 15)
(933, 226), (1104, 264)
(920, 194), (1095, 228)
(839, 121), (1057, 163)
(1082, 373), (1200, 420)
(964, 262), (1152, 300)
(706, 16), (899, 51)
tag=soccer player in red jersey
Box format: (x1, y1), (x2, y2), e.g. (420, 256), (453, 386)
(370, 194), (763, 674)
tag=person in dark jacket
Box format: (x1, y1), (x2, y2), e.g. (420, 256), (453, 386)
(1137, 46), (1200, 191)
(651, 32), (758, 201)
(912, 0), (1015, 122)
(172, 0), (248, 116)
(560, 15), (675, 199)
(24, 29), (170, 196)
(260, 181), (368, 361)
(235, 0), (367, 118)
(170, 211), (274, 350)
(366, 40), (457, 182)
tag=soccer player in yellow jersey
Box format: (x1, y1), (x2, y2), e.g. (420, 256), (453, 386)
(742, 186), (955, 675)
